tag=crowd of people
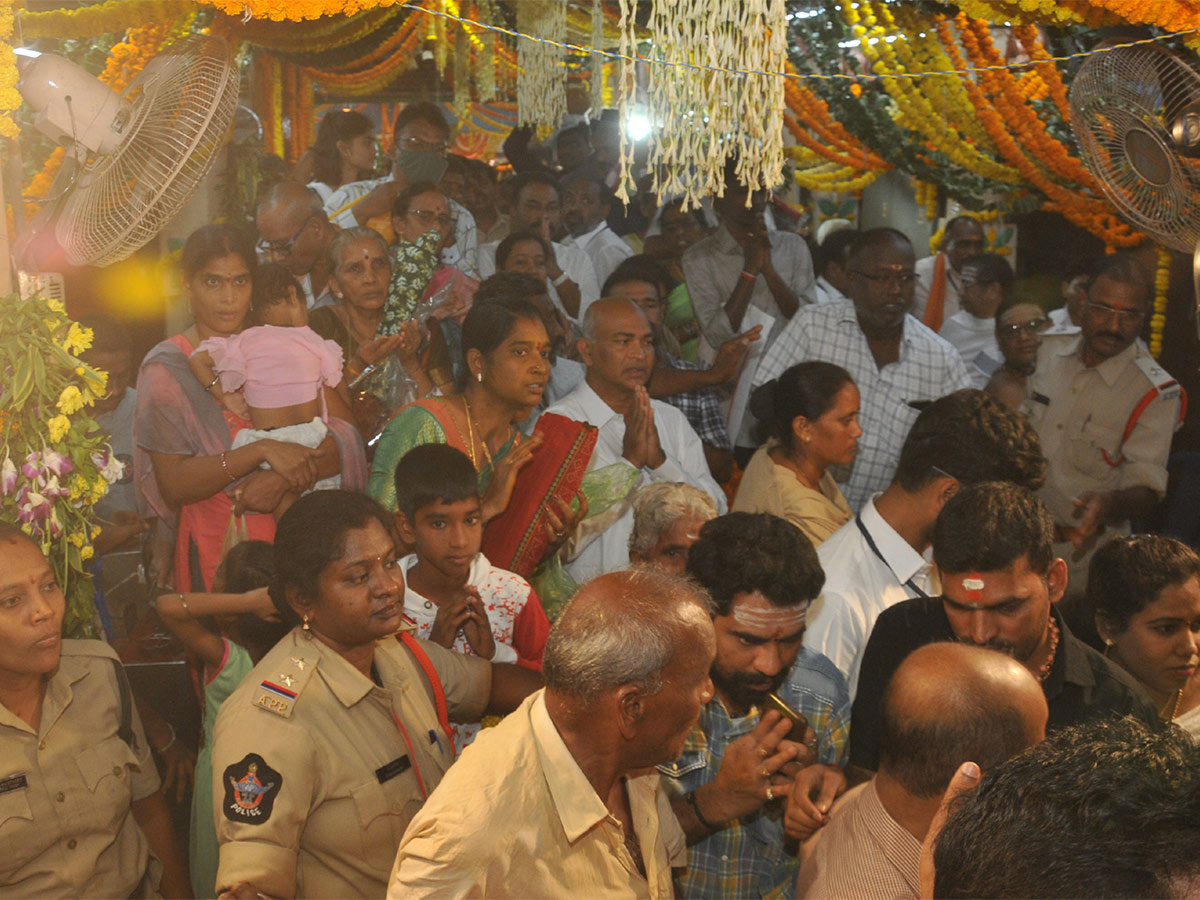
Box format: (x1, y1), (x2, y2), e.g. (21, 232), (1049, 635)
(3, 101), (1200, 900)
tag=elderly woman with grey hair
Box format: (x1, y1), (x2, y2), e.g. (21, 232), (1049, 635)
(628, 481), (719, 575)
(308, 226), (434, 400)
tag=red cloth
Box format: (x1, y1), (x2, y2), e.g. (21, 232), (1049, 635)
(511, 590), (551, 671)
(480, 413), (597, 578)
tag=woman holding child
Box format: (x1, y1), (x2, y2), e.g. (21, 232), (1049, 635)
(209, 490), (539, 899)
(134, 225), (365, 592)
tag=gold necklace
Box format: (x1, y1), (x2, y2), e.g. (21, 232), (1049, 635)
(1163, 687), (1184, 721)
(1035, 616), (1060, 683)
(461, 395), (495, 470)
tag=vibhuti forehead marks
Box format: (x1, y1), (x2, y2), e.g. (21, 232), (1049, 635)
(963, 574), (985, 602)
(731, 603), (807, 631)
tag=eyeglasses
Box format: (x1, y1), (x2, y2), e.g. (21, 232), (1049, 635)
(257, 213), (316, 258)
(406, 208), (457, 229)
(396, 135), (448, 154)
(999, 316), (1050, 336)
(1085, 300), (1144, 324)
(852, 269), (918, 288)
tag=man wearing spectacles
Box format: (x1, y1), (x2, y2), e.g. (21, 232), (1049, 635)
(755, 229), (973, 510)
(938, 253), (1014, 388)
(322, 102), (480, 278)
(1025, 253), (1182, 593)
(912, 215), (987, 330)
(255, 182), (339, 309)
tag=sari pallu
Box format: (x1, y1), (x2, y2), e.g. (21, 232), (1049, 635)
(134, 335), (368, 591)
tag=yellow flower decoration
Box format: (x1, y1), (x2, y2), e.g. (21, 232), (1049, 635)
(47, 415), (71, 443)
(57, 386), (86, 416)
(63, 323), (94, 355)
(81, 545), (95, 562)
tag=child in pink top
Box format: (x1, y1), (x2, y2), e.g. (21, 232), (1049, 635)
(190, 265), (345, 517)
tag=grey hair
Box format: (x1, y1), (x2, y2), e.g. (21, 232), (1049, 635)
(580, 296), (644, 341)
(326, 226), (391, 280)
(628, 482), (719, 556)
(543, 568), (713, 703)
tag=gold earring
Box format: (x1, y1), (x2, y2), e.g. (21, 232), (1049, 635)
(302, 614), (311, 633)
(477, 372), (483, 383)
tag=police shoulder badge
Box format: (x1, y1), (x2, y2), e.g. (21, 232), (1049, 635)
(222, 753), (282, 825)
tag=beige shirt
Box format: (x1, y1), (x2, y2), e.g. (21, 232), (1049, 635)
(733, 443), (853, 546)
(389, 690), (687, 899)
(0, 639), (160, 899)
(1024, 334), (1179, 526)
(213, 627), (491, 900)
(797, 780), (921, 900)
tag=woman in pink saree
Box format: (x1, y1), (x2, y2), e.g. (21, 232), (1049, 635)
(135, 225), (367, 591)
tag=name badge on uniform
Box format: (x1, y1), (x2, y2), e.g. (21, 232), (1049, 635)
(0, 774), (28, 795)
(375, 755), (411, 784)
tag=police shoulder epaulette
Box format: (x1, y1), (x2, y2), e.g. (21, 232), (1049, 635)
(252, 653), (318, 719)
(1133, 355), (1180, 398)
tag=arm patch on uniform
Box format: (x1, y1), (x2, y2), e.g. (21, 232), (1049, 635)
(223, 753), (282, 825)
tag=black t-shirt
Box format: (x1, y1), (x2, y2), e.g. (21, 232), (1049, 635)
(848, 596), (1159, 771)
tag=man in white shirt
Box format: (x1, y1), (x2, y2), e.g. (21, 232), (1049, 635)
(546, 297), (726, 583)
(322, 102), (479, 277)
(939, 253), (1013, 387)
(561, 172), (633, 291)
(813, 228), (857, 306)
(478, 171), (602, 325)
(1045, 256), (1099, 334)
(255, 182), (338, 308)
(912, 215), (986, 327)
(807, 390), (1047, 697)
(754, 229), (974, 510)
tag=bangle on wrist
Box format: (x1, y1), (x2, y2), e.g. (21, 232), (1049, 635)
(552, 271), (570, 287)
(739, 270), (757, 283)
(219, 451), (237, 483)
(685, 789), (723, 832)
(207, 373), (221, 390)
(152, 722), (176, 755)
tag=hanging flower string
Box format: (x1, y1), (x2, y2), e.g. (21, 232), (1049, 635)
(0, 0), (19, 141)
(1150, 246), (1170, 359)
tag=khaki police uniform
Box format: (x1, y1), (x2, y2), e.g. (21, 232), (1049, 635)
(0, 639), (161, 899)
(212, 626), (491, 900)
(1025, 333), (1180, 584)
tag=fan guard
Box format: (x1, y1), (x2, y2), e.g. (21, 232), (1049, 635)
(1069, 44), (1200, 254)
(54, 35), (240, 267)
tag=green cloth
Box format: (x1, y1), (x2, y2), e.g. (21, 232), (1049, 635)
(190, 639), (254, 900)
(665, 282), (703, 362)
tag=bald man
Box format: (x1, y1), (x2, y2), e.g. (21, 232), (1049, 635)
(255, 182), (340, 308)
(546, 297), (726, 583)
(389, 568), (717, 899)
(793, 642), (1048, 900)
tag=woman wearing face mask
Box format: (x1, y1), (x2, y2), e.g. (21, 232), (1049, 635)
(323, 103), (480, 279)
(1087, 535), (1200, 735)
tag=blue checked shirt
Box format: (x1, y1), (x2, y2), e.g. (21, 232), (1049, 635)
(659, 352), (734, 451)
(753, 299), (972, 510)
(657, 646), (852, 899)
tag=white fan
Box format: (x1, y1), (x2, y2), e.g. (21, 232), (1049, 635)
(1069, 42), (1200, 328)
(16, 34), (240, 267)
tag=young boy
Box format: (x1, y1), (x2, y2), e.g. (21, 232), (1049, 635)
(394, 443), (550, 750)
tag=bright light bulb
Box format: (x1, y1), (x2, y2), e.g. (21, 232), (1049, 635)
(626, 112), (652, 141)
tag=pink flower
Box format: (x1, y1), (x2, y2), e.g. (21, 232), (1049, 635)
(41, 449), (73, 478)
(16, 486), (51, 527)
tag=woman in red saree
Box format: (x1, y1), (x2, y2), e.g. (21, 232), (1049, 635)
(135, 225), (367, 591)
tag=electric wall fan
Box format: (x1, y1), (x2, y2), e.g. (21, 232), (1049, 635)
(16, 34), (240, 268)
(1069, 42), (1200, 331)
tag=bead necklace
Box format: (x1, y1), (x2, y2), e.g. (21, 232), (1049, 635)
(1163, 687), (1184, 721)
(1035, 616), (1060, 683)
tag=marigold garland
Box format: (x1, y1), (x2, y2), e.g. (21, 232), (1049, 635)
(18, 0), (196, 39)
(1150, 246), (1170, 358)
(0, 0), (19, 142)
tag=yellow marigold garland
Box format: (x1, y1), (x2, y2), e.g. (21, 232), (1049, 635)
(201, 0), (401, 22)
(0, 0), (19, 141)
(1150, 246), (1169, 358)
(18, 0), (196, 39)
